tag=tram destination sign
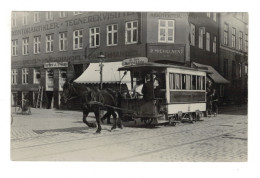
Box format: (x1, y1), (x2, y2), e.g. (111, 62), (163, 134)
(122, 57), (148, 66)
(44, 62), (68, 68)
(147, 44), (185, 63)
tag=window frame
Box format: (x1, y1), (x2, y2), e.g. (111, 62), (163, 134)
(22, 37), (29, 55)
(73, 29), (83, 50)
(107, 24), (118, 46)
(22, 12), (29, 26)
(239, 31), (243, 51)
(33, 36), (41, 54)
(125, 20), (138, 44)
(213, 36), (217, 53)
(46, 34), (54, 53)
(89, 27), (100, 48)
(12, 39), (18, 56)
(223, 23), (229, 46)
(245, 34), (248, 52)
(190, 23), (195, 46)
(34, 12), (40, 23)
(59, 32), (68, 51)
(59, 11), (67, 18)
(207, 12), (211, 18)
(231, 27), (236, 48)
(158, 19), (175, 43)
(213, 13), (217, 22)
(12, 12), (17, 27)
(33, 68), (41, 84)
(46, 12), (53, 21)
(199, 28), (204, 49)
(206, 32), (210, 51)
(22, 68), (29, 84)
(11, 69), (18, 85)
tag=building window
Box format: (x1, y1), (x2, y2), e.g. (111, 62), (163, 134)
(59, 11), (67, 18)
(46, 12), (53, 21)
(22, 12), (29, 25)
(22, 37), (29, 55)
(206, 32), (210, 51)
(46, 34), (54, 53)
(190, 23), (195, 46)
(12, 12), (17, 27)
(107, 24), (118, 46)
(239, 63), (242, 78)
(245, 64), (248, 76)
(73, 12), (83, 15)
(245, 34), (248, 52)
(73, 29), (83, 50)
(34, 12), (40, 23)
(213, 13), (217, 22)
(223, 59), (228, 78)
(231, 27), (236, 48)
(59, 32), (68, 51)
(207, 12), (211, 17)
(199, 27), (204, 49)
(12, 39), (18, 56)
(158, 20), (174, 43)
(34, 68), (41, 84)
(33, 36), (41, 54)
(213, 36), (217, 53)
(125, 20), (138, 44)
(11, 69), (18, 85)
(223, 23), (229, 46)
(22, 68), (29, 84)
(239, 31), (243, 50)
(90, 27), (100, 48)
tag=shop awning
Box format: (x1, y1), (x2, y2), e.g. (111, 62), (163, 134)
(192, 62), (230, 84)
(74, 62), (131, 84)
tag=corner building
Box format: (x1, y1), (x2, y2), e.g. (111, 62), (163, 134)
(11, 11), (236, 109)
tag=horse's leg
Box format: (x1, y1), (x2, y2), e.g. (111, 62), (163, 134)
(111, 109), (117, 131)
(100, 111), (110, 124)
(94, 108), (102, 133)
(116, 110), (123, 129)
(83, 108), (96, 128)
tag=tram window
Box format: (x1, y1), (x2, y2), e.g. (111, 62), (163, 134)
(186, 75), (191, 90)
(202, 76), (205, 90)
(192, 75), (196, 90)
(169, 73), (175, 89)
(197, 76), (202, 90)
(175, 74), (181, 89)
(181, 74), (186, 89)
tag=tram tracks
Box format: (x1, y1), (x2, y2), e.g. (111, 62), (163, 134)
(11, 116), (247, 160)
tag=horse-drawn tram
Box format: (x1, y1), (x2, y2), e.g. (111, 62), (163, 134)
(118, 62), (207, 126)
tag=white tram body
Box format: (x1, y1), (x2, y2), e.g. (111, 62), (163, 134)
(165, 67), (207, 116)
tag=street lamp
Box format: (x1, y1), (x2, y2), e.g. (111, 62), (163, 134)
(98, 52), (105, 90)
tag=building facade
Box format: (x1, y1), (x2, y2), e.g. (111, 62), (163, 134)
(11, 11), (246, 109)
(219, 12), (248, 103)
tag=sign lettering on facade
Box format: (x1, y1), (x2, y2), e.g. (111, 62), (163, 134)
(147, 44), (185, 63)
(122, 57), (148, 66)
(44, 62), (68, 68)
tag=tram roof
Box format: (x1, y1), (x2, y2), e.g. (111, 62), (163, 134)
(118, 62), (208, 72)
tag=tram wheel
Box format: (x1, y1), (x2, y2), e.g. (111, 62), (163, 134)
(144, 118), (154, 126)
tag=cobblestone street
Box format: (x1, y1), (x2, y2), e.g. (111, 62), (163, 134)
(10, 106), (247, 161)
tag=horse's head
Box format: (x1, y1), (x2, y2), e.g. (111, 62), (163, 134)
(61, 81), (74, 104)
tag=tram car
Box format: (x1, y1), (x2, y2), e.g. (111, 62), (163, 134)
(118, 62), (207, 126)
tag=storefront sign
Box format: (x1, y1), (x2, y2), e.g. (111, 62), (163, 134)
(44, 62), (68, 68)
(122, 57), (148, 66)
(147, 44), (185, 63)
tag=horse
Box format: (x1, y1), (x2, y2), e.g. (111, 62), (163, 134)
(61, 81), (122, 133)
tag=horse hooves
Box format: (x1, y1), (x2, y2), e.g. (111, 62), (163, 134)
(111, 126), (116, 131)
(95, 130), (101, 134)
(117, 124), (123, 129)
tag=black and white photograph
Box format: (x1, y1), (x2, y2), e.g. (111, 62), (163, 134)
(2, 0), (260, 177)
